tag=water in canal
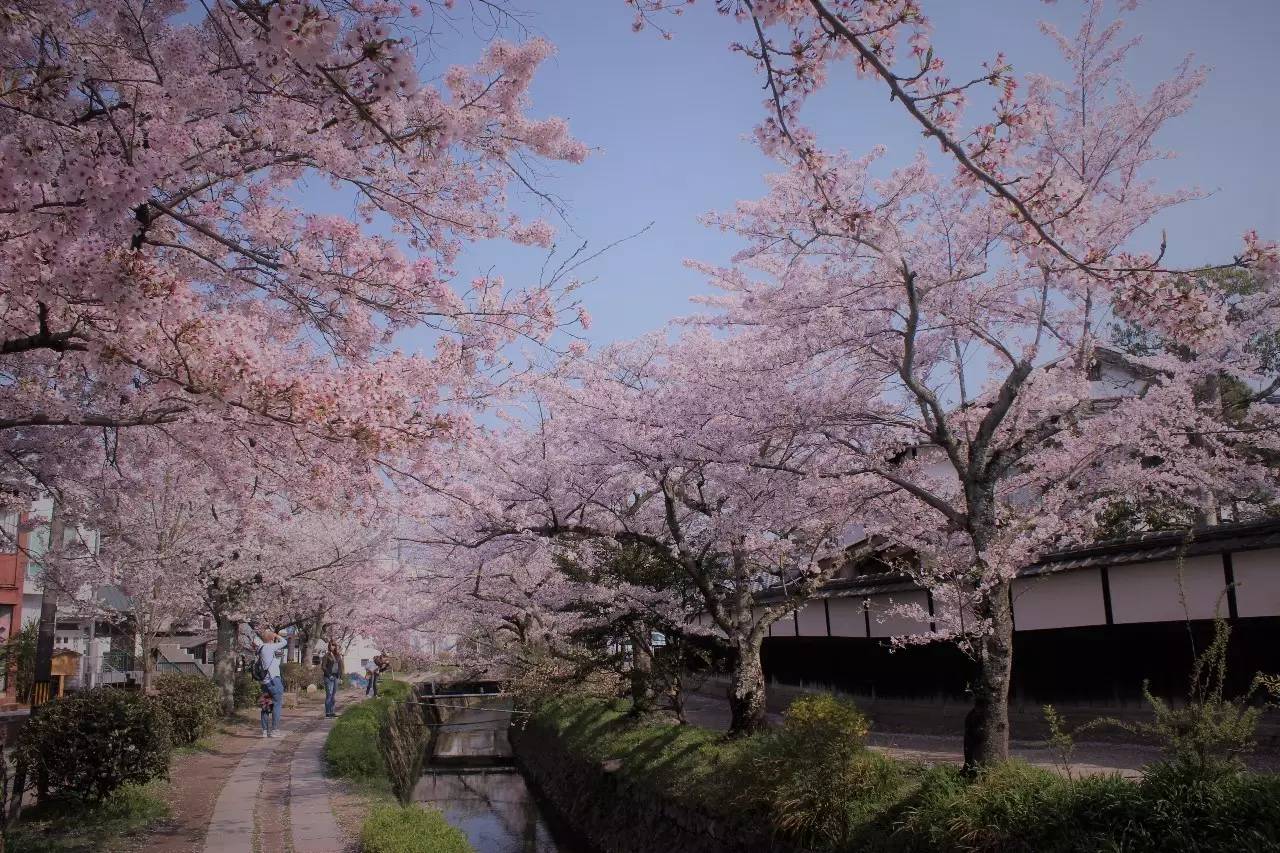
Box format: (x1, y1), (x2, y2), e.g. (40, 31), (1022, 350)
(415, 769), (577, 853)
(415, 687), (584, 853)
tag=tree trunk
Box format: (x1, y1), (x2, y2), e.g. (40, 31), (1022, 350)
(213, 613), (237, 717)
(963, 579), (1014, 769)
(726, 635), (767, 737)
(141, 641), (154, 693)
(627, 626), (655, 716)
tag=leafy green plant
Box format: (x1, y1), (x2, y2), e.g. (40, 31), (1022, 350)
(360, 804), (475, 853)
(1042, 705), (1076, 779)
(1096, 619), (1262, 781)
(0, 622), (38, 703)
(325, 688), (408, 782)
(724, 694), (902, 847)
(378, 699), (429, 807)
(150, 673), (220, 746)
(16, 688), (172, 802)
(282, 661), (322, 692)
(326, 700), (388, 781)
(233, 671), (259, 710)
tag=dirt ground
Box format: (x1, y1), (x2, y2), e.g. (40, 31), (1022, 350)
(142, 712), (264, 853)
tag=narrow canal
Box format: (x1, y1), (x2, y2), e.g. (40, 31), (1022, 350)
(413, 684), (585, 853)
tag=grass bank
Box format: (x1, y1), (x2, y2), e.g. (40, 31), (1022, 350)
(324, 678), (411, 793)
(525, 693), (1280, 853)
(324, 679), (477, 853)
(4, 780), (169, 853)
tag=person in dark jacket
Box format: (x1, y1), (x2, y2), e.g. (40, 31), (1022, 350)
(321, 640), (343, 718)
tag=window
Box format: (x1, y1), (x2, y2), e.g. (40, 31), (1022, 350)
(0, 512), (17, 552)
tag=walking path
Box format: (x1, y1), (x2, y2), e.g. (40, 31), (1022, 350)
(148, 693), (358, 853)
(201, 731), (288, 853)
(289, 716), (343, 853)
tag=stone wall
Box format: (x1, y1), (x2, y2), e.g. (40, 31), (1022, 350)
(512, 719), (807, 853)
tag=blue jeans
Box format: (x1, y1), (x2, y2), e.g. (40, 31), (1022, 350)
(263, 675), (283, 731)
(324, 675), (338, 716)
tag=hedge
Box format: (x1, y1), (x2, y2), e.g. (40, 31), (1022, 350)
(360, 804), (476, 853)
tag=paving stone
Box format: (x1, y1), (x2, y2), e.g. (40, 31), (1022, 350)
(289, 716), (344, 853)
(201, 735), (286, 853)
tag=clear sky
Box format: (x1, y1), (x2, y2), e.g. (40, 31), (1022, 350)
(393, 0), (1280, 351)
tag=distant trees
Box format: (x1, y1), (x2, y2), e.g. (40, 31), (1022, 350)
(1, 0), (587, 682)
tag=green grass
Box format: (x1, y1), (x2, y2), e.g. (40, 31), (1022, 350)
(534, 694), (734, 807)
(324, 679), (412, 794)
(360, 804), (476, 853)
(529, 694), (1280, 853)
(5, 781), (169, 853)
(173, 735), (217, 756)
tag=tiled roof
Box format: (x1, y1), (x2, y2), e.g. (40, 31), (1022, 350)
(758, 517), (1280, 603)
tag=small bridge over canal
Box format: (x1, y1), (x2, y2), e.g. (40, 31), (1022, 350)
(417, 680), (516, 767)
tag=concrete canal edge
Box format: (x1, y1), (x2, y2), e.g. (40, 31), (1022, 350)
(510, 718), (809, 853)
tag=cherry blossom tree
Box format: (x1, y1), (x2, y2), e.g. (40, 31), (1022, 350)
(413, 331), (866, 734)
(0, 0), (588, 520)
(49, 424), (392, 707)
(655, 0), (1280, 765)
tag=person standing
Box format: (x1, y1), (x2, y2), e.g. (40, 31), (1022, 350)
(364, 659), (378, 697)
(321, 640), (343, 718)
(251, 626), (288, 737)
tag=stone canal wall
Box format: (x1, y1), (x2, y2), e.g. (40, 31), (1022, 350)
(511, 718), (807, 853)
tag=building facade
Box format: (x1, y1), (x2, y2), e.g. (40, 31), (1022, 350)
(742, 519), (1280, 705)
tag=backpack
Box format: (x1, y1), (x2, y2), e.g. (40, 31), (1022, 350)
(251, 656), (267, 682)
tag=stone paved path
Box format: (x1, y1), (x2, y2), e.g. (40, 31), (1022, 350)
(201, 730), (288, 853)
(197, 703), (351, 853)
(289, 716), (343, 853)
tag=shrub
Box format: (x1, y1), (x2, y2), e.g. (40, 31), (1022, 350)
(151, 673), (220, 746)
(724, 694), (902, 847)
(360, 804), (475, 853)
(282, 661), (322, 692)
(234, 671), (260, 709)
(0, 621), (38, 702)
(1125, 762), (1280, 852)
(17, 688), (172, 802)
(529, 692), (1280, 853)
(1106, 619), (1262, 781)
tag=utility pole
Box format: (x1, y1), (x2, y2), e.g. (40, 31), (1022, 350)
(8, 500), (61, 825)
(29, 502), (62, 709)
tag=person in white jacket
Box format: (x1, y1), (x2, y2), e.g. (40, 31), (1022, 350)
(250, 626), (288, 737)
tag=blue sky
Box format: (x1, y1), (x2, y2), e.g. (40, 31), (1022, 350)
(392, 0), (1279, 351)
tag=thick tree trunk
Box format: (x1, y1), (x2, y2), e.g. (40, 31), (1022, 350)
(726, 636), (767, 737)
(627, 626), (655, 716)
(213, 613), (237, 717)
(963, 579), (1014, 769)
